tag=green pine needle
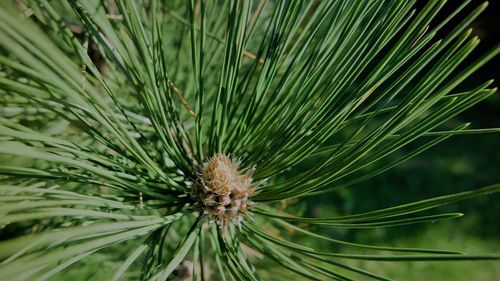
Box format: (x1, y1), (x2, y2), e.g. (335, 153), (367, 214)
(0, 0), (499, 280)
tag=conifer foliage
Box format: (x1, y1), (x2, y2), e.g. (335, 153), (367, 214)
(0, 1), (499, 280)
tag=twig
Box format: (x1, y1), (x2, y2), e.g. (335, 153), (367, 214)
(81, 64), (87, 90)
(352, 80), (381, 111)
(106, 14), (123, 21)
(169, 11), (264, 64)
(243, 50), (265, 64)
(168, 79), (196, 118)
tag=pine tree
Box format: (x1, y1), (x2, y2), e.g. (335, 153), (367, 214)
(0, 1), (499, 280)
